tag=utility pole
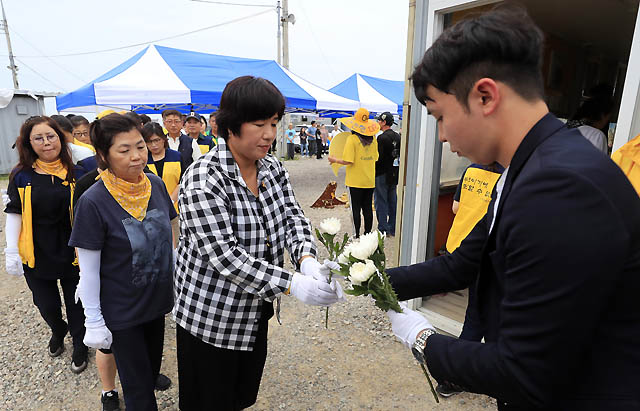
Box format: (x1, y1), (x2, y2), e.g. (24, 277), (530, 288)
(281, 0), (290, 68)
(277, 0), (295, 159)
(276, 1), (282, 65)
(0, 0), (18, 89)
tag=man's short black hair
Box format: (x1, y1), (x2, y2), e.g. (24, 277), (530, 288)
(215, 76), (285, 140)
(162, 109), (182, 119)
(411, 4), (545, 108)
(311, 120), (317, 126)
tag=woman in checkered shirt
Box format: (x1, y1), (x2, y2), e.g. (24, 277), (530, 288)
(173, 76), (345, 410)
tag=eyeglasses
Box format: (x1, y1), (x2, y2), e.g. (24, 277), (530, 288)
(73, 131), (89, 137)
(148, 138), (164, 146)
(31, 133), (59, 145)
(164, 119), (182, 125)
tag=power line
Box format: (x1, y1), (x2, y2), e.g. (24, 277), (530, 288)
(14, 56), (65, 90)
(8, 27), (87, 83)
(10, 9), (273, 58)
(297, 1), (338, 84)
(189, 0), (273, 7)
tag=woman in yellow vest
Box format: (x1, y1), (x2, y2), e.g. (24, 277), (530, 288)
(328, 108), (380, 237)
(69, 115), (96, 152)
(3, 116), (89, 374)
(142, 122), (183, 209)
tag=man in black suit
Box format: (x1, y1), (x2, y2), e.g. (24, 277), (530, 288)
(385, 5), (640, 410)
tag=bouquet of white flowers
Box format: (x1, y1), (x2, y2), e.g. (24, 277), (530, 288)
(334, 230), (402, 313)
(329, 228), (438, 403)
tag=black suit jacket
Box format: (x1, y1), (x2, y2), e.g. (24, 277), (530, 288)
(388, 113), (640, 410)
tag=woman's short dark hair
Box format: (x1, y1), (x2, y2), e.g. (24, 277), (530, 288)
(141, 122), (169, 149)
(124, 111), (142, 126)
(69, 115), (90, 128)
(12, 116), (75, 182)
(411, 4), (544, 108)
(50, 114), (74, 134)
(140, 114), (152, 125)
(215, 76), (285, 140)
(90, 113), (141, 169)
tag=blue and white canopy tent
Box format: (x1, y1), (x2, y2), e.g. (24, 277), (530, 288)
(56, 45), (359, 115)
(329, 73), (405, 117)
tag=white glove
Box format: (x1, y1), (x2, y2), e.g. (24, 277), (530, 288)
(290, 273), (344, 306)
(320, 259), (343, 278)
(386, 303), (434, 348)
(173, 248), (178, 267)
(300, 257), (323, 280)
(83, 318), (113, 350)
(1, 189), (9, 207)
(4, 247), (23, 276)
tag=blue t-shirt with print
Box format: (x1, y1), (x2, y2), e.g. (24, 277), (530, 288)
(285, 129), (296, 143)
(307, 126), (317, 141)
(69, 174), (177, 331)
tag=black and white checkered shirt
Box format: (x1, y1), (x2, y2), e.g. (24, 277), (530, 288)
(173, 138), (316, 351)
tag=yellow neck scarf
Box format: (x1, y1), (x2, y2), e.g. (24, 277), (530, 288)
(99, 170), (152, 221)
(34, 159), (68, 181)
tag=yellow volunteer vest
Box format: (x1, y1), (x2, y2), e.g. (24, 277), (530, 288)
(611, 134), (640, 197)
(343, 133), (378, 189)
(446, 167), (502, 253)
(147, 161), (181, 211)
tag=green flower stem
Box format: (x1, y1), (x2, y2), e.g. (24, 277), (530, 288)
(325, 271), (333, 329)
(420, 363), (440, 403)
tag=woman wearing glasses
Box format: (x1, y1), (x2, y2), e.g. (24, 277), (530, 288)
(142, 122), (183, 209)
(4, 116), (89, 373)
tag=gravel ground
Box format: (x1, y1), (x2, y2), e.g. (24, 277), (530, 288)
(0, 155), (496, 410)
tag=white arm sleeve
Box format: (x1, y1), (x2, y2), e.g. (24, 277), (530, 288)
(76, 248), (105, 326)
(5, 213), (22, 250)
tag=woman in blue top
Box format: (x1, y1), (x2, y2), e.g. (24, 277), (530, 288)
(69, 113), (177, 411)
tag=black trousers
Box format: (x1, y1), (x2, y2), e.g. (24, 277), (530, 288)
(110, 316), (165, 411)
(316, 139), (323, 158)
(349, 187), (374, 237)
(24, 270), (85, 347)
(308, 139), (316, 155)
(287, 142), (295, 160)
(177, 313), (270, 411)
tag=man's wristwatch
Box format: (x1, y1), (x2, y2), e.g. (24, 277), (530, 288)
(411, 328), (436, 364)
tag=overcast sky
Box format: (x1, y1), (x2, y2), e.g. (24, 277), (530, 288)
(0, 0), (409, 114)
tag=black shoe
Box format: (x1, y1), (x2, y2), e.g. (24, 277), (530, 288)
(71, 345), (88, 374)
(436, 382), (462, 397)
(48, 333), (65, 358)
(101, 390), (120, 411)
(155, 373), (171, 391)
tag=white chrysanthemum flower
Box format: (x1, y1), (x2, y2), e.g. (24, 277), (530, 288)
(319, 217), (341, 235)
(349, 259), (377, 286)
(350, 231), (379, 260)
(338, 242), (354, 264)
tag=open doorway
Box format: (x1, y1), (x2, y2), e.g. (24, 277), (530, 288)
(421, 0), (640, 335)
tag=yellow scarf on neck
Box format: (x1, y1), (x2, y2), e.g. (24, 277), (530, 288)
(34, 159), (68, 181)
(98, 170), (151, 221)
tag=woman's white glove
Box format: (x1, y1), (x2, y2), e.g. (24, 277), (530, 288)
(290, 273), (344, 306)
(300, 257), (323, 279)
(321, 259), (343, 278)
(386, 303), (435, 348)
(1, 189), (9, 207)
(4, 247), (23, 276)
(83, 317), (113, 350)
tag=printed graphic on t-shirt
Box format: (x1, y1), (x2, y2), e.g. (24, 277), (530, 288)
(122, 208), (173, 288)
